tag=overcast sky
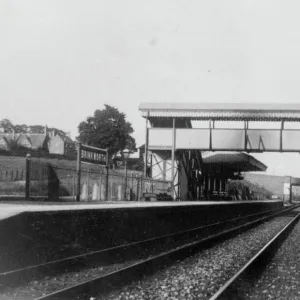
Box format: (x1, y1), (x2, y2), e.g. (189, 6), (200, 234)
(2, 0), (300, 177)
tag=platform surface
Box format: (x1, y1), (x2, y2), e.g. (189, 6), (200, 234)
(0, 200), (282, 220)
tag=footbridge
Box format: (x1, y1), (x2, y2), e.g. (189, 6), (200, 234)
(139, 103), (300, 201)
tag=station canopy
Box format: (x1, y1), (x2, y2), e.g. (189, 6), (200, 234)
(139, 102), (300, 122)
(202, 151), (267, 173)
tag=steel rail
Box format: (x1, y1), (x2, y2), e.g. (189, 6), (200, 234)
(34, 206), (299, 300)
(0, 206), (288, 287)
(209, 211), (300, 300)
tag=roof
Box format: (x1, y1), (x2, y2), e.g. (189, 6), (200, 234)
(58, 135), (74, 144)
(0, 135), (9, 146)
(16, 134), (32, 146)
(0, 134), (14, 143)
(51, 134), (74, 144)
(0, 133), (47, 148)
(202, 151), (267, 172)
(29, 134), (47, 148)
(139, 102), (300, 121)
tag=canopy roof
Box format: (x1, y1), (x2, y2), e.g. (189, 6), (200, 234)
(202, 151), (267, 172)
(139, 102), (300, 122)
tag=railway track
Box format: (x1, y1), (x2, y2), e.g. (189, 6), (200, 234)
(209, 210), (300, 300)
(16, 205), (295, 300)
(0, 205), (290, 290)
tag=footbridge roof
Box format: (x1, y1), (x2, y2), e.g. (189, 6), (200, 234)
(139, 103), (300, 121)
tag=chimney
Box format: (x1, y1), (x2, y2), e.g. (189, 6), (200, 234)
(12, 129), (15, 140)
(52, 129), (55, 137)
(44, 125), (47, 136)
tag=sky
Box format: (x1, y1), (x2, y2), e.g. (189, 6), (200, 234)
(2, 0), (300, 177)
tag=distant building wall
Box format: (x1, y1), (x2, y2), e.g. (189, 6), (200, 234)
(48, 136), (65, 155)
(63, 142), (76, 156)
(0, 137), (8, 150)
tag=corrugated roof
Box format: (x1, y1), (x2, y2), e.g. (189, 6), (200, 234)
(139, 102), (300, 111)
(202, 151), (267, 172)
(139, 102), (300, 121)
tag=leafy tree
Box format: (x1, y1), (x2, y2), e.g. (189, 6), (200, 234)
(77, 105), (137, 158)
(14, 124), (28, 133)
(29, 125), (45, 134)
(0, 119), (14, 133)
(47, 127), (67, 137)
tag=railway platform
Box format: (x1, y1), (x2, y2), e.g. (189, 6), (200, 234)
(0, 199), (283, 275)
(0, 200), (282, 221)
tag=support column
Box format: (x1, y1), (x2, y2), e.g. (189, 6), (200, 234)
(244, 121), (248, 151)
(171, 118), (176, 191)
(201, 175), (205, 199)
(283, 176), (292, 205)
(144, 113), (149, 177)
(213, 177), (217, 196)
(25, 154), (31, 201)
(207, 176), (211, 200)
(225, 178), (228, 198)
(209, 120), (212, 151)
(280, 121), (284, 152)
(162, 160), (167, 180)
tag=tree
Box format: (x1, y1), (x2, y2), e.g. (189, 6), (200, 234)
(77, 105), (137, 158)
(0, 119), (14, 133)
(29, 125), (45, 134)
(14, 124), (28, 133)
(47, 127), (67, 137)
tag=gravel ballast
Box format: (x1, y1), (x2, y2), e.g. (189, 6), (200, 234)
(241, 214), (300, 300)
(96, 216), (295, 300)
(0, 210), (284, 300)
(0, 211), (294, 300)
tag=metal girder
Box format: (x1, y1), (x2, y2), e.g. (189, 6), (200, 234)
(177, 149), (203, 201)
(148, 128), (300, 152)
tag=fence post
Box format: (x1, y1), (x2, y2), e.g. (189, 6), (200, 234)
(72, 171), (76, 201)
(140, 176), (143, 200)
(130, 173), (134, 201)
(105, 152), (109, 201)
(136, 175), (139, 201)
(99, 168), (102, 201)
(76, 143), (81, 202)
(87, 168), (90, 201)
(25, 154), (31, 200)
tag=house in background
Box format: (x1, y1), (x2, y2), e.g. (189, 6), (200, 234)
(29, 134), (49, 150)
(0, 135), (13, 150)
(0, 127), (76, 156)
(48, 130), (76, 156)
(17, 134), (34, 149)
